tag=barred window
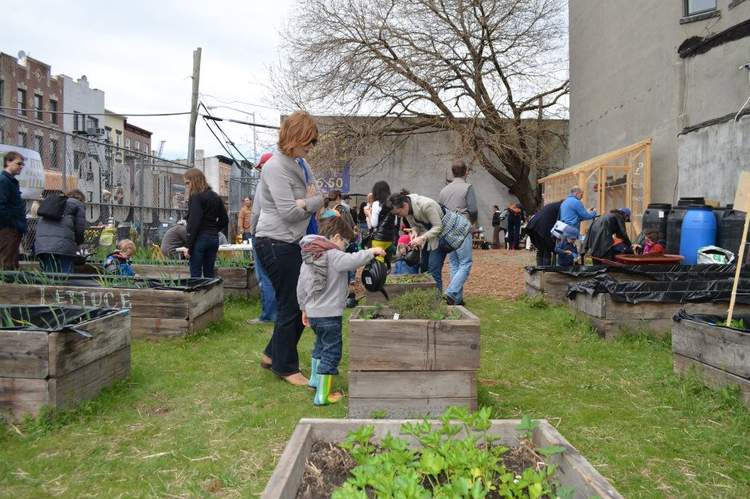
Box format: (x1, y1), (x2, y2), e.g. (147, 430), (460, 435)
(34, 94), (43, 120)
(50, 99), (58, 125)
(17, 88), (26, 116)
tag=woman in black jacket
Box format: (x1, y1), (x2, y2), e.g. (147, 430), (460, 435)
(369, 180), (396, 261)
(183, 168), (229, 278)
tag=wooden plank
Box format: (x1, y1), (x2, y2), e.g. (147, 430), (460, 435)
(0, 377), (49, 421)
(0, 330), (49, 378)
(260, 423), (313, 499)
(570, 292), (605, 318)
(348, 371), (477, 418)
(130, 318), (190, 340)
(189, 302), (224, 334)
(48, 311), (130, 377)
(349, 308), (480, 371)
(674, 353), (750, 409)
(535, 423), (625, 499)
(673, 320), (750, 379)
(188, 282), (224, 319)
(50, 345), (131, 410)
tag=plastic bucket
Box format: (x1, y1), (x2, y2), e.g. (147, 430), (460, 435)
(679, 205), (717, 265)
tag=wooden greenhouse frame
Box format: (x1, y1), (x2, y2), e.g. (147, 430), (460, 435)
(538, 139), (652, 240)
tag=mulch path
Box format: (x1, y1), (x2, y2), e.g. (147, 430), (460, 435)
(351, 248), (536, 302)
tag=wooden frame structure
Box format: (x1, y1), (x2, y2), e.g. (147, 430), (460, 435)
(538, 139), (652, 240)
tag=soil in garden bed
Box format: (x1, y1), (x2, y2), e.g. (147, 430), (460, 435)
(297, 440), (548, 499)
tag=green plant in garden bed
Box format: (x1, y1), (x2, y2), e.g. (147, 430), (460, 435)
(716, 318), (747, 330)
(333, 406), (568, 499)
(385, 272), (433, 284)
(387, 288), (462, 320)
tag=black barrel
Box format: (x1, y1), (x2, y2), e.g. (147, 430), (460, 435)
(643, 203), (671, 240)
(678, 197), (705, 206)
(719, 209), (746, 256)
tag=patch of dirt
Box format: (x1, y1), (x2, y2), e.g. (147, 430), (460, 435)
(350, 248), (535, 303)
(296, 439), (551, 498)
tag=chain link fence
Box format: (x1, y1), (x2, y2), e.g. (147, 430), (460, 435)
(1, 112), (190, 256)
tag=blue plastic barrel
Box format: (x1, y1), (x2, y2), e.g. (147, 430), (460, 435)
(679, 205), (717, 265)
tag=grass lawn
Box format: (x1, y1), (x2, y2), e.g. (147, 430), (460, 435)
(1, 295), (749, 498)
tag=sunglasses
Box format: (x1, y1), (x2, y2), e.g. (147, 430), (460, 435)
(340, 236), (350, 248)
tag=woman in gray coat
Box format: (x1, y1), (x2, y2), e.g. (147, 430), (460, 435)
(35, 189), (86, 273)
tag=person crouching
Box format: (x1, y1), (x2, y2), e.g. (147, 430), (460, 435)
(554, 226), (580, 266)
(104, 239), (140, 277)
(297, 216), (385, 405)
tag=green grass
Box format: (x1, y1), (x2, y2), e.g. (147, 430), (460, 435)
(1, 296), (749, 497)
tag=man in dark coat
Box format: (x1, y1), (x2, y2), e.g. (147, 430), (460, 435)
(525, 201), (562, 266)
(584, 207), (632, 264)
(0, 151), (28, 269)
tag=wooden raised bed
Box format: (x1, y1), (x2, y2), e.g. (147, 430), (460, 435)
(525, 264), (745, 305)
(672, 312), (750, 409)
(0, 275), (224, 341)
(132, 264), (259, 299)
(568, 279), (750, 340)
(347, 305), (480, 418)
(0, 306), (131, 421)
(364, 273), (436, 305)
(261, 418), (623, 499)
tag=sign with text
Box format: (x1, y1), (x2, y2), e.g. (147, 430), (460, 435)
(314, 136), (350, 194)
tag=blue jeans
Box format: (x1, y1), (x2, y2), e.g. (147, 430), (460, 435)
(428, 244), (448, 293)
(189, 234), (219, 278)
(252, 236), (277, 322)
(445, 235), (473, 303)
(256, 237), (305, 377)
(38, 253), (75, 274)
(309, 316), (343, 375)
(242, 232), (252, 257)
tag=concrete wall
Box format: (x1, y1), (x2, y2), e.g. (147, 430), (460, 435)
(346, 128), (567, 231)
(569, 0), (750, 206)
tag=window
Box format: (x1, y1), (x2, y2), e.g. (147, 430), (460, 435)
(86, 116), (98, 130)
(116, 130), (122, 147)
(34, 135), (43, 153)
(125, 137), (131, 149)
(51, 139), (59, 169)
(74, 112), (83, 132)
(0, 80), (3, 107)
(17, 88), (26, 115)
(17, 131), (27, 147)
(74, 151), (86, 172)
(50, 99), (58, 124)
(145, 144), (150, 155)
(135, 140), (140, 151)
(685, 0), (717, 15)
(34, 95), (43, 120)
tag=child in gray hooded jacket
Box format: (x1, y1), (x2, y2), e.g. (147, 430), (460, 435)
(297, 216), (385, 405)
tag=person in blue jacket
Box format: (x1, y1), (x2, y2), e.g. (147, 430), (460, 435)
(559, 186), (597, 231)
(554, 226), (580, 266)
(104, 239), (140, 277)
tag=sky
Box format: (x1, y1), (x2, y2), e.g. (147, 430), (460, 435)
(5, 0), (295, 162)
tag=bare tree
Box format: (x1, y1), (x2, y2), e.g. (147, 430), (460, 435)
(270, 0), (569, 211)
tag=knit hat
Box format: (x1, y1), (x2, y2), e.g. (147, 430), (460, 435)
(619, 207), (631, 217)
(562, 226), (579, 240)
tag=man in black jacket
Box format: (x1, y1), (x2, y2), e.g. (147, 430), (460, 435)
(525, 201), (563, 266)
(0, 151), (28, 269)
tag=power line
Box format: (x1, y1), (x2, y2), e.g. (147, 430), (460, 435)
(199, 93), (280, 111)
(200, 114), (280, 130)
(200, 103), (253, 165)
(0, 106), (191, 117)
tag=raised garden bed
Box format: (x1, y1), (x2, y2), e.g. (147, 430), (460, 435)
(0, 305), (130, 421)
(0, 272), (223, 341)
(348, 303), (480, 418)
(672, 310), (750, 409)
(261, 417), (622, 499)
(525, 263), (747, 305)
(132, 263), (258, 299)
(567, 275), (750, 340)
(364, 272), (436, 305)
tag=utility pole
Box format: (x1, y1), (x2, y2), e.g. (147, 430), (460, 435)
(187, 47), (202, 167)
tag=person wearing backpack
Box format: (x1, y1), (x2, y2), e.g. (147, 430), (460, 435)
(34, 189), (86, 273)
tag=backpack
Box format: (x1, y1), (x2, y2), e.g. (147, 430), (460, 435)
(38, 194), (68, 221)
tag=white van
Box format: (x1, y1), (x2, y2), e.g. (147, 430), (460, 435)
(0, 144), (46, 199)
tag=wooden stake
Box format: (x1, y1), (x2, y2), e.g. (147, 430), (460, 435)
(726, 192), (750, 324)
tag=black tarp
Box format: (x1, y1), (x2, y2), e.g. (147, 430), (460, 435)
(566, 274), (750, 305)
(673, 309), (750, 334)
(526, 264), (750, 282)
(0, 271), (221, 291)
(0, 305), (125, 337)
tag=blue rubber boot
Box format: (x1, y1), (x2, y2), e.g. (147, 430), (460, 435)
(314, 374), (342, 406)
(308, 358), (320, 389)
